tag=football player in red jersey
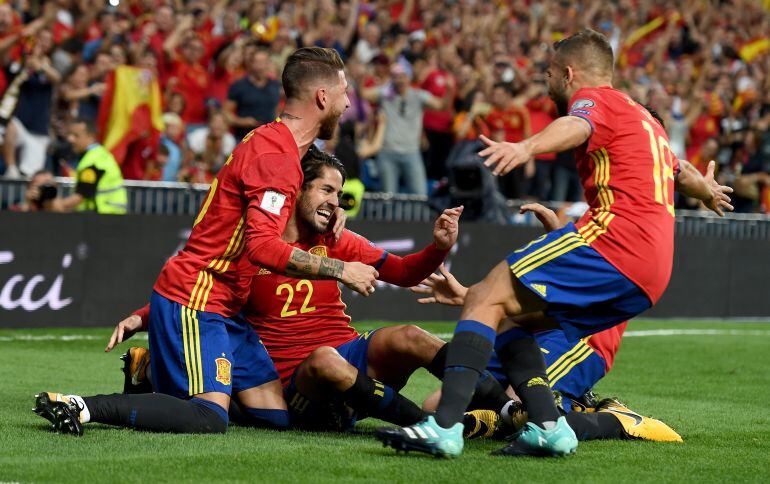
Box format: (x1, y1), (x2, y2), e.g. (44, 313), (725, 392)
(377, 29), (732, 458)
(108, 147), (471, 431)
(33, 47), (381, 436)
(416, 206), (681, 444)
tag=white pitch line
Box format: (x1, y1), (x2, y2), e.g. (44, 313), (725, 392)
(0, 334), (148, 342)
(1, 329), (770, 343)
(432, 329), (770, 340)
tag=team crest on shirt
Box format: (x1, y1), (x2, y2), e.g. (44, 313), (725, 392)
(215, 358), (232, 386)
(309, 245), (328, 257)
(570, 99), (595, 111)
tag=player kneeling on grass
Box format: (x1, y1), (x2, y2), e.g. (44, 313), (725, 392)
(414, 208), (682, 444)
(106, 149), (495, 432)
(32, 47), (384, 436)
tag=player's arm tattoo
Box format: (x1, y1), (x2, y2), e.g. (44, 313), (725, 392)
(318, 258), (344, 279)
(285, 248), (344, 279)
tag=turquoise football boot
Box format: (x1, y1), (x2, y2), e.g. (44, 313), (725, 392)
(492, 416), (578, 457)
(375, 416), (464, 458)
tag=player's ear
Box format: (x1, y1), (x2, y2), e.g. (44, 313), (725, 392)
(316, 87), (328, 110)
(565, 66), (574, 84)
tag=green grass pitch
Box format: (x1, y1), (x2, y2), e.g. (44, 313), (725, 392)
(1, 320), (769, 483)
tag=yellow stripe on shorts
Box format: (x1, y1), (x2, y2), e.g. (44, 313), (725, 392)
(510, 233), (577, 274)
(549, 345), (595, 387)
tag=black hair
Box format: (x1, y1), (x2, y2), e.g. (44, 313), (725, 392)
(71, 117), (98, 135)
(643, 104), (666, 130)
(492, 82), (515, 97)
(301, 145), (347, 189)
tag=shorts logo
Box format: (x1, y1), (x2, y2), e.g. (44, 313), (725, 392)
(527, 377), (548, 388)
(260, 190), (286, 215)
(570, 99), (595, 111)
(215, 358), (232, 386)
(531, 283), (547, 297)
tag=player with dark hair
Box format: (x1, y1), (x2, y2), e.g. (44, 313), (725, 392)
(33, 47), (380, 436)
(376, 29), (732, 457)
(110, 147), (468, 431)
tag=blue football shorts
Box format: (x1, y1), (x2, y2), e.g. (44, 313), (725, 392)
(148, 291), (279, 399)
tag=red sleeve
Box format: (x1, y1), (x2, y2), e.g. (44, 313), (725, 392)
(132, 303), (150, 331)
(241, 151), (302, 272)
(377, 243), (450, 287)
(337, 231), (450, 287)
(568, 89), (614, 151)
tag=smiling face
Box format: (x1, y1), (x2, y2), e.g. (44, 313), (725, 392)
(296, 165), (344, 233)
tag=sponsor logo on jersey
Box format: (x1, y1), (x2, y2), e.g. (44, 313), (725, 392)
(260, 190), (286, 215)
(257, 268), (272, 276)
(215, 357), (232, 385)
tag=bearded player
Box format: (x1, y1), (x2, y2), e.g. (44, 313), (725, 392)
(33, 47), (380, 436)
(376, 29), (732, 458)
(110, 148), (474, 431)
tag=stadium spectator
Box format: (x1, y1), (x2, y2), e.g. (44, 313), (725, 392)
(225, 47), (281, 140)
(0, 0), (767, 215)
(159, 112), (184, 182)
(3, 29), (60, 179)
(48, 117), (126, 214)
(185, 110), (236, 174)
(162, 17), (210, 126)
(485, 82), (532, 198)
(11, 169), (59, 212)
(362, 62), (444, 196)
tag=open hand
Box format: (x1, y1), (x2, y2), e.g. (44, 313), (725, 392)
(520, 203), (562, 232)
(105, 314), (143, 352)
(410, 264), (468, 306)
(478, 134), (531, 176)
(703, 160), (734, 217)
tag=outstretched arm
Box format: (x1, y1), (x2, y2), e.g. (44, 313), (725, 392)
(376, 207), (462, 287)
(676, 159), (733, 216)
(478, 115), (591, 176)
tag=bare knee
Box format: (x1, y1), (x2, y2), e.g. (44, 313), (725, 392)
(304, 346), (354, 385)
(389, 325), (442, 356)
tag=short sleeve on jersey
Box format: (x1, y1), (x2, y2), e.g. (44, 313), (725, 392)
(568, 89), (614, 150)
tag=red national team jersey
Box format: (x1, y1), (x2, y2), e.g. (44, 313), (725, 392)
(243, 230), (449, 385)
(586, 322), (627, 372)
(567, 86), (678, 304)
(154, 121), (301, 317)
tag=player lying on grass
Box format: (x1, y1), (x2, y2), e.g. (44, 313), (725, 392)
(376, 29), (732, 458)
(103, 149), (497, 433)
(33, 47), (382, 436)
(414, 210), (681, 444)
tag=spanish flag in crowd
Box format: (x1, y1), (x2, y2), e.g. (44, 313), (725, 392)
(739, 37), (770, 63)
(97, 66), (164, 179)
(619, 12), (681, 67)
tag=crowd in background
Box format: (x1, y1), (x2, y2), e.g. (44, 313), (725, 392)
(1, 0), (770, 213)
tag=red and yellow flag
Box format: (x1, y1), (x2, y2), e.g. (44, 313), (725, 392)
(97, 66), (164, 167)
(739, 37), (770, 63)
